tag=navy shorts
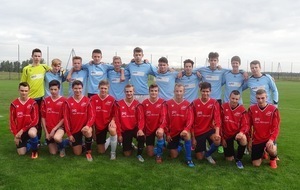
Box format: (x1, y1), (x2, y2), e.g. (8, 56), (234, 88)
(194, 129), (215, 153)
(16, 131), (31, 148)
(96, 128), (108, 145)
(167, 134), (182, 149)
(146, 132), (156, 146)
(251, 141), (269, 161)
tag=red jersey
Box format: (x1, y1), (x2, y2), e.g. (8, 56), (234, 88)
(192, 98), (221, 137)
(10, 98), (38, 136)
(90, 94), (115, 132)
(115, 99), (144, 136)
(221, 102), (249, 140)
(248, 104), (280, 145)
(142, 98), (167, 136)
(63, 96), (95, 136)
(165, 99), (193, 138)
(41, 96), (67, 133)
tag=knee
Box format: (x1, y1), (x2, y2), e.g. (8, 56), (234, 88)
(54, 136), (62, 143)
(252, 160), (262, 167)
(108, 127), (116, 136)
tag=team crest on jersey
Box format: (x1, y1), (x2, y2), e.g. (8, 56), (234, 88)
(72, 109), (77, 113)
(81, 102), (87, 107)
(27, 105), (31, 109)
(47, 101), (50, 104)
(266, 111), (272, 117)
(226, 109), (228, 112)
(146, 111), (151, 116)
(181, 106), (187, 110)
(96, 100), (98, 103)
(121, 112), (127, 116)
(96, 106), (101, 111)
(207, 104), (213, 109)
(71, 103), (74, 106)
(197, 111), (202, 116)
(57, 101), (63, 106)
(146, 104), (149, 107)
(234, 112), (241, 117)
(156, 104), (161, 108)
(16, 105), (19, 108)
(105, 101), (112, 105)
(17, 112), (23, 117)
(172, 111), (177, 116)
(171, 104), (174, 107)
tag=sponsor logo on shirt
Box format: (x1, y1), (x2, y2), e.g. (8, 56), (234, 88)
(156, 77), (170, 82)
(251, 86), (265, 92)
(17, 112), (23, 117)
(206, 75), (219, 81)
(30, 74), (44, 80)
(105, 101), (112, 105)
(81, 102), (87, 107)
(266, 111), (272, 117)
(234, 112), (241, 117)
(228, 82), (241, 87)
(132, 71), (145, 76)
(91, 71), (103, 76)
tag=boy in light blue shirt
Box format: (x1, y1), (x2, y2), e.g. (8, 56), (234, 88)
(44, 58), (65, 97)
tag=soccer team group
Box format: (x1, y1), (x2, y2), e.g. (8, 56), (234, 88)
(10, 47), (280, 169)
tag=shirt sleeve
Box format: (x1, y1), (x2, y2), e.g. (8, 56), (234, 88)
(270, 109), (280, 141)
(63, 102), (72, 136)
(86, 101), (95, 127)
(136, 104), (145, 131)
(184, 104), (194, 132)
(9, 103), (17, 135)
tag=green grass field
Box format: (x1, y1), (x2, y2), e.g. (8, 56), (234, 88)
(0, 80), (300, 190)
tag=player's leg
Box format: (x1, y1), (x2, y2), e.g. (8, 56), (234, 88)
(223, 137), (235, 161)
(205, 129), (220, 164)
(235, 133), (247, 164)
(181, 130), (194, 167)
(108, 124), (117, 160)
(122, 130), (133, 157)
(167, 135), (180, 159)
(71, 132), (83, 156)
(47, 138), (57, 155)
(96, 129), (107, 154)
(251, 142), (265, 167)
(134, 128), (145, 162)
(82, 126), (93, 161)
(54, 128), (66, 157)
(266, 141), (278, 169)
(194, 133), (207, 160)
(146, 133), (156, 157)
(155, 128), (164, 163)
(16, 132), (30, 155)
(28, 127), (39, 159)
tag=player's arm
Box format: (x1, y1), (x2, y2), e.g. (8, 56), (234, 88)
(268, 74), (279, 105)
(184, 104), (194, 132)
(63, 102), (72, 137)
(85, 101), (96, 128)
(26, 102), (39, 131)
(9, 103), (18, 136)
(270, 109), (280, 142)
(20, 66), (28, 82)
(136, 104), (145, 136)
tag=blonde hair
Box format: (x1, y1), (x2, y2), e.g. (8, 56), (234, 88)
(51, 58), (62, 66)
(113, 56), (122, 63)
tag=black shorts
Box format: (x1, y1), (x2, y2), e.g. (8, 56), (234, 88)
(194, 129), (215, 153)
(146, 132), (156, 146)
(16, 131), (31, 148)
(122, 128), (138, 152)
(96, 128), (108, 145)
(167, 134), (183, 150)
(251, 141), (268, 161)
(223, 135), (241, 157)
(72, 131), (83, 146)
(45, 138), (55, 145)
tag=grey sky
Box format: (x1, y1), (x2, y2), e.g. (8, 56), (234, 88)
(1, 0), (299, 72)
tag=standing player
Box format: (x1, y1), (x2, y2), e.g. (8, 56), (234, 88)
(248, 89), (280, 169)
(176, 59), (201, 103)
(9, 82), (39, 159)
(221, 90), (249, 169)
(165, 84), (194, 167)
(125, 47), (156, 102)
(41, 80), (68, 157)
(244, 60), (279, 105)
(90, 80), (118, 160)
(191, 82), (221, 164)
(115, 84), (146, 162)
(44, 58), (65, 97)
(142, 84), (166, 163)
(63, 80), (95, 161)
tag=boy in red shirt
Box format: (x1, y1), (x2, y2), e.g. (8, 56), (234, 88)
(10, 82), (39, 159)
(142, 84), (166, 163)
(165, 84), (194, 167)
(115, 84), (145, 162)
(41, 80), (68, 157)
(90, 80), (118, 160)
(248, 89), (280, 169)
(221, 90), (249, 169)
(63, 80), (95, 161)
(191, 82), (221, 165)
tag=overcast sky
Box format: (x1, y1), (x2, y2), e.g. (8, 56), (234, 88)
(1, 0), (299, 72)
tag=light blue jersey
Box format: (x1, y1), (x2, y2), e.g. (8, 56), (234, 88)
(82, 63), (114, 94)
(108, 69), (130, 101)
(125, 62), (156, 95)
(198, 67), (226, 100)
(65, 70), (88, 97)
(44, 71), (65, 97)
(176, 73), (201, 102)
(154, 71), (178, 100)
(244, 74), (279, 105)
(223, 71), (245, 104)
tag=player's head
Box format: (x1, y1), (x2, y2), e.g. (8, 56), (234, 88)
(72, 80), (83, 96)
(158, 57), (169, 73)
(229, 90), (240, 107)
(31, 48), (42, 64)
(113, 56), (122, 70)
(133, 47), (144, 63)
(51, 58), (62, 73)
(149, 84), (159, 99)
(208, 52), (219, 70)
(256, 89), (267, 107)
(174, 83), (185, 100)
(18, 82), (30, 99)
(199, 82), (211, 100)
(49, 80), (61, 96)
(92, 49), (102, 64)
(231, 56), (241, 70)
(124, 84), (135, 100)
(98, 80), (109, 97)
(72, 56), (82, 71)
(183, 59), (194, 75)
(250, 60), (261, 76)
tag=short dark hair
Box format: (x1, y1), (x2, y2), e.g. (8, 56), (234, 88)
(92, 49), (102, 54)
(98, 80), (109, 87)
(133, 47), (143, 54)
(199, 82), (211, 90)
(250, 60), (261, 67)
(158, 57), (168, 64)
(256, 89), (266, 95)
(208, 52), (219, 59)
(149, 84), (159, 91)
(32, 48), (42, 56)
(183, 59), (194, 67)
(49, 80), (61, 89)
(230, 90), (240, 96)
(19, 82), (30, 89)
(231, 56), (241, 64)
(72, 80), (83, 88)
(72, 56), (82, 62)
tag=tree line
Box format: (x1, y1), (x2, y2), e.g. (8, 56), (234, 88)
(0, 59), (45, 72)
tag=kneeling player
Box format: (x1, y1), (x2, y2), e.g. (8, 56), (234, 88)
(248, 89), (280, 169)
(142, 84), (166, 163)
(10, 82), (39, 159)
(63, 80), (95, 161)
(41, 80), (68, 157)
(115, 84), (145, 162)
(90, 80), (118, 160)
(165, 84), (194, 167)
(221, 90), (249, 169)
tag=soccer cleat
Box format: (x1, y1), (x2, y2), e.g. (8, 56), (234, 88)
(155, 156), (163, 164)
(110, 152), (116, 160)
(262, 151), (269, 160)
(270, 160), (277, 169)
(132, 143), (138, 150)
(218, 146), (224, 154)
(186, 160), (195, 168)
(137, 155), (144, 162)
(86, 152), (93, 162)
(59, 149), (66, 158)
(31, 151), (38, 159)
(244, 149), (250, 155)
(236, 160), (244, 169)
(206, 156), (216, 164)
